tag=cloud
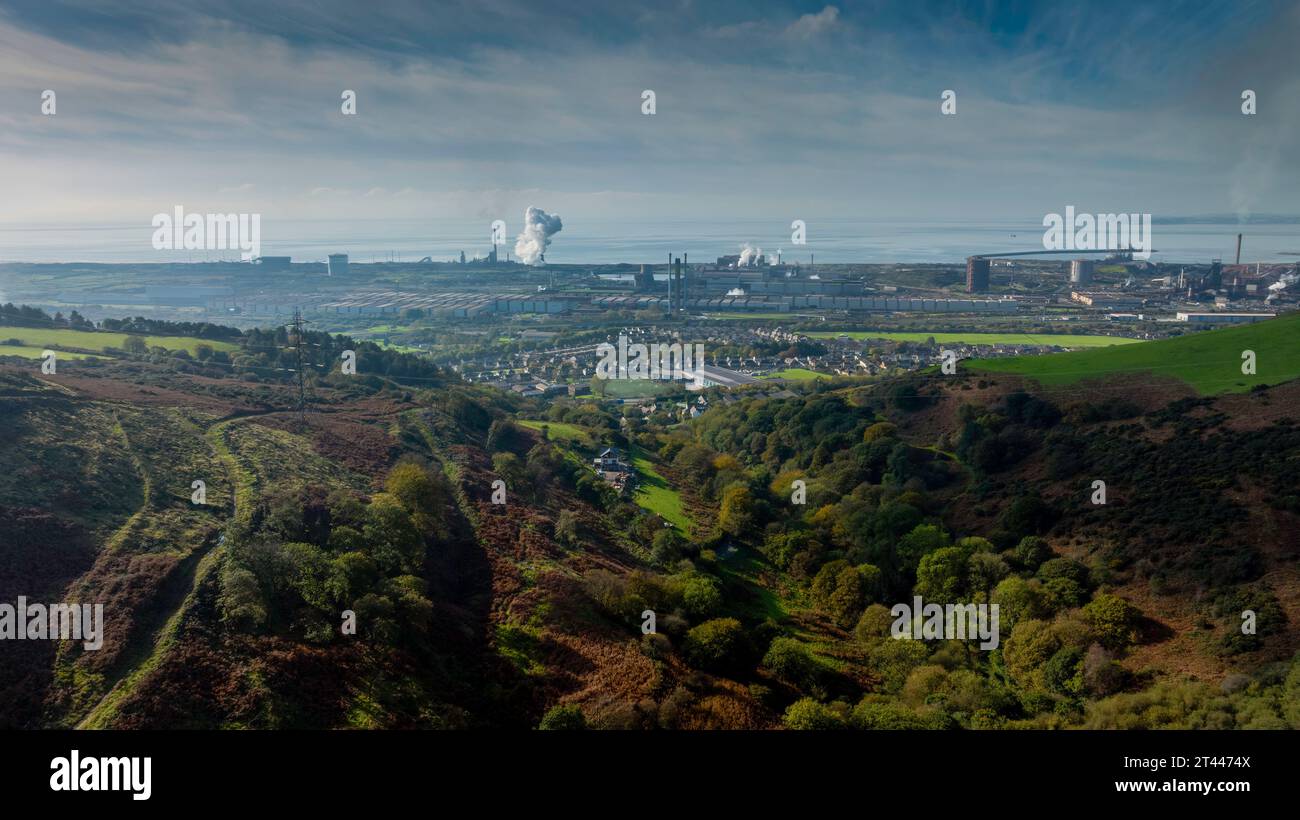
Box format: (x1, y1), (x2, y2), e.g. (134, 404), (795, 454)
(0, 1), (1294, 225)
(786, 6), (839, 39)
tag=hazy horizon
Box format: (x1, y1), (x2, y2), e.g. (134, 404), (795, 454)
(1, 214), (1296, 266)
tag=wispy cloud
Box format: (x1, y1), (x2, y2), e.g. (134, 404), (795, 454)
(0, 0), (1294, 224)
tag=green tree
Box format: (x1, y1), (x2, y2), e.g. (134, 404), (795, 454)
(1084, 593), (1139, 650)
(897, 523), (951, 575)
(915, 546), (968, 600)
(718, 484), (757, 538)
(783, 698), (843, 730)
(554, 509), (580, 546)
(764, 637), (819, 687)
(385, 462), (446, 537)
(991, 576), (1047, 629)
(539, 704), (587, 730)
(681, 574), (723, 619)
(362, 494), (424, 574)
(862, 421), (897, 443)
(683, 618), (749, 674)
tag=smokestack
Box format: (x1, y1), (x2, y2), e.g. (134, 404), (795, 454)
(674, 256), (682, 312)
(1236, 233), (1243, 265)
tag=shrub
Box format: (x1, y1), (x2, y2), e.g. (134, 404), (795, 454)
(683, 618), (750, 675)
(783, 698), (843, 730)
(1084, 593), (1139, 650)
(538, 704), (587, 730)
(763, 637), (819, 687)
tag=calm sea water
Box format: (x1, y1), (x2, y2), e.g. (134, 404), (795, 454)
(0, 218), (1296, 265)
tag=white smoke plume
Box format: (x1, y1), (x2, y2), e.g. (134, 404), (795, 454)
(738, 243), (762, 266)
(1268, 273), (1297, 292)
(514, 206), (563, 265)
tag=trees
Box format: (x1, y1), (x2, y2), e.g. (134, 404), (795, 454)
(810, 563), (881, 628)
(1083, 593), (1139, 650)
(783, 698), (843, 730)
(554, 509), (580, 546)
(539, 704), (587, 730)
(991, 576), (1047, 629)
(683, 618), (749, 675)
(385, 462), (447, 538)
(718, 484), (757, 538)
(122, 334), (149, 355)
(763, 638), (819, 687)
(915, 546), (968, 601)
(486, 419), (527, 454)
(862, 421), (897, 444)
(362, 494), (425, 574)
(218, 565), (266, 629)
(896, 523), (951, 576)
(680, 574), (722, 619)
(967, 551), (1010, 599)
(1014, 536), (1052, 570)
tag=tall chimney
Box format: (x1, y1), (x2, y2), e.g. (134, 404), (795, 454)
(674, 256), (682, 312)
(1236, 233), (1243, 265)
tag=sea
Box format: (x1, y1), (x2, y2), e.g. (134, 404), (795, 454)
(0, 218), (1296, 266)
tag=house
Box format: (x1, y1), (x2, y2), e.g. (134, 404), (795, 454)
(592, 447), (634, 494)
(593, 447), (626, 472)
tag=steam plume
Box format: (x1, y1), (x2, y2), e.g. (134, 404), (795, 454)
(514, 206), (563, 265)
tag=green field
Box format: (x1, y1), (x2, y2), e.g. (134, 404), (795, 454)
(630, 446), (690, 531)
(519, 420), (689, 529)
(807, 330), (1141, 347)
(0, 344), (107, 360)
(599, 378), (675, 399)
(0, 326), (238, 355)
(518, 419), (591, 445)
(762, 368), (831, 381)
(966, 312), (1300, 395)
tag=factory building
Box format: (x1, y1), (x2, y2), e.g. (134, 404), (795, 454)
(689, 364), (761, 390)
(1175, 312), (1275, 325)
(1071, 291), (1143, 310)
(327, 254), (349, 277)
(590, 294), (1018, 314)
(1069, 259), (1095, 285)
(966, 257), (991, 293)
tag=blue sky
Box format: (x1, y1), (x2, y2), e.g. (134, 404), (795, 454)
(0, 0), (1296, 228)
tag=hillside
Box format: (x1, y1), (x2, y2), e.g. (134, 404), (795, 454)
(966, 311), (1300, 395)
(3, 310), (1300, 731)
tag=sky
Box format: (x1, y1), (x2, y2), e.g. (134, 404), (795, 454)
(0, 0), (1297, 231)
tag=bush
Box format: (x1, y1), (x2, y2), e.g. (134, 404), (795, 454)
(680, 575), (723, 619)
(763, 637), (819, 687)
(1014, 536), (1052, 570)
(683, 618), (749, 675)
(1084, 593), (1138, 650)
(538, 704), (587, 730)
(783, 698), (844, 730)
